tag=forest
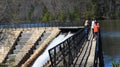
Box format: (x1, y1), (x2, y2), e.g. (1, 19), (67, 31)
(0, 0), (119, 24)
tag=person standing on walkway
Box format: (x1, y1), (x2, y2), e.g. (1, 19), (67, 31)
(84, 20), (89, 40)
(91, 19), (96, 33)
(93, 22), (99, 40)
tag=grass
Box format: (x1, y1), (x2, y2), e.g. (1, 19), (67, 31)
(112, 61), (120, 67)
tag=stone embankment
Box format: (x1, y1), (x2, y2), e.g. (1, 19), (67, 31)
(0, 30), (21, 63)
(0, 27), (60, 67)
(22, 27), (60, 67)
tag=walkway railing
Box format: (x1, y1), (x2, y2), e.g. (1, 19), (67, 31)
(94, 29), (104, 67)
(48, 28), (86, 67)
(0, 22), (84, 29)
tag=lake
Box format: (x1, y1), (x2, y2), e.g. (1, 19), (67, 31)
(100, 20), (120, 67)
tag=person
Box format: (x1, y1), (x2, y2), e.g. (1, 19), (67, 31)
(84, 20), (89, 40)
(91, 19), (96, 34)
(93, 22), (99, 40)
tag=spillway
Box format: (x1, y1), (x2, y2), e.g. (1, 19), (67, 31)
(32, 32), (73, 67)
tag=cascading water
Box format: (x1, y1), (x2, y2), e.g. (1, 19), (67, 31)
(32, 32), (73, 67)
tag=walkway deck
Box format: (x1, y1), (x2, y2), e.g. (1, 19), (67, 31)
(73, 29), (97, 67)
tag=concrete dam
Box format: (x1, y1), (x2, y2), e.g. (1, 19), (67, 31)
(0, 27), (79, 67)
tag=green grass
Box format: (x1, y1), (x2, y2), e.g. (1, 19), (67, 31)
(112, 61), (120, 67)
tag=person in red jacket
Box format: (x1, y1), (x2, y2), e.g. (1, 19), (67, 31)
(93, 22), (99, 40)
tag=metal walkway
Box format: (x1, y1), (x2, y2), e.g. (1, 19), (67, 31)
(72, 29), (98, 67)
(48, 28), (104, 67)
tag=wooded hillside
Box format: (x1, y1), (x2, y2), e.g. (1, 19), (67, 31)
(0, 0), (119, 24)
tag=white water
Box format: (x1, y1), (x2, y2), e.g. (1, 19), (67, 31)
(32, 32), (73, 67)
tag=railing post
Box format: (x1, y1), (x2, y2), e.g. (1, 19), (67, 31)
(54, 48), (56, 67)
(48, 49), (54, 67)
(67, 39), (73, 66)
(98, 30), (104, 67)
(61, 44), (67, 67)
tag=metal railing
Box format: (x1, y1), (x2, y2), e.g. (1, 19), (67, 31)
(0, 22), (84, 29)
(48, 28), (86, 67)
(94, 29), (104, 67)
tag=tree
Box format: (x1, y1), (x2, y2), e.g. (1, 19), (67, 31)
(27, 5), (35, 21)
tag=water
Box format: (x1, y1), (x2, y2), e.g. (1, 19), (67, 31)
(0, 22), (83, 28)
(100, 20), (120, 67)
(32, 32), (73, 67)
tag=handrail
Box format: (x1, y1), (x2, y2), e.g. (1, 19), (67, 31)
(94, 29), (104, 67)
(48, 28), (86, 67)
